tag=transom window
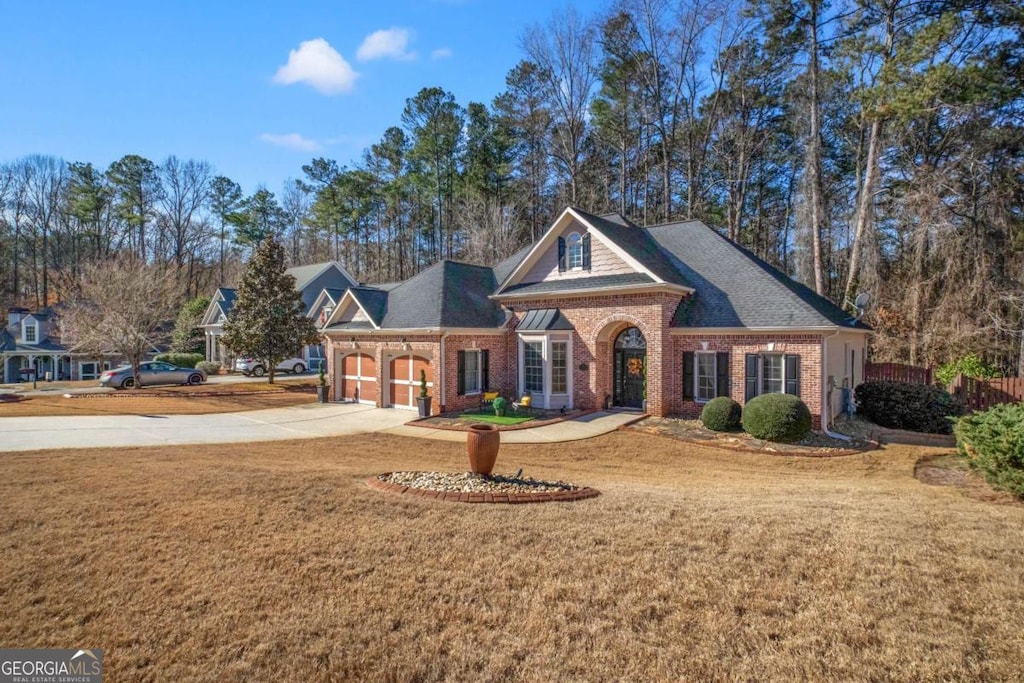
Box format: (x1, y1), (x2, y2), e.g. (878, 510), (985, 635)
(524, 341), (544, 393)
(614, 327), (647, 349)
(761, 354), (784, 394)
(24, 324), (37, 344)
(567, 232), (583, 269)
(696, 352), (717, 402)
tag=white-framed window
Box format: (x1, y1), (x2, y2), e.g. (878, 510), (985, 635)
(551, 342), (568, 394)
(567, 231), (583, 269)
(696, 352), (717, 402)
(23, 324), (37, 344)
(761, 354), (784, 394)
(523, 341), (544, 393)
(464, 349), (482, 394)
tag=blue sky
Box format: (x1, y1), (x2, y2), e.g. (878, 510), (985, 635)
(0, 0), (604, 195)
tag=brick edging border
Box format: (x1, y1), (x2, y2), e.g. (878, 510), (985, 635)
(366, 474), (600, 504)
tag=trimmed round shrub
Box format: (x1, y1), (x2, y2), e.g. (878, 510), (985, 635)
(955, 403), (1024, 498)
(196, 361), (221, 376)
(701, 396), (742, 432)
(741, 393), (812, 443)
(492, 397), (508, 417)
(854, 381), (963, 434)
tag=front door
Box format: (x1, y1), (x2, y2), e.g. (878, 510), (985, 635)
(613, 327), (646, 409)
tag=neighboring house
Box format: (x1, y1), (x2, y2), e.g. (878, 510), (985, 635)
(200, 261), (357, 366)
(317, 207), (870, 427)
(0, 307), (120, 382)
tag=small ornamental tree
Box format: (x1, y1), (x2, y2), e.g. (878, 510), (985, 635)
(221, 237), (320, 384)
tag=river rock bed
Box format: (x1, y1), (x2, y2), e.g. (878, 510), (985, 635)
(383, 470), (583, 494)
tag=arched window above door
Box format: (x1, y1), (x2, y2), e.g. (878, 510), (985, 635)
(614, 327), (646, 349)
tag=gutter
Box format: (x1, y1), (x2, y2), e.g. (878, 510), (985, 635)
(821, 328), (852, 442)
(439, 331), (450, 412)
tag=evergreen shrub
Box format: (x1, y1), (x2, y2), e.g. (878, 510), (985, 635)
(154, 352), (205, 368)
(701, 396), (742, 432)
(955, 403), (1024, 498)
(854, 381), (962, 434)
(741, 393), (812, 443)
(196, 361), (221, 376)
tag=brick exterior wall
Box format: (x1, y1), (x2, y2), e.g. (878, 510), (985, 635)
(323, 297), (828, 426)
(668, 334), (824, 428)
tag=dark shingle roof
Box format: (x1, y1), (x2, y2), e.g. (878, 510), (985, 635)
(329, 261), (507, 330)
(571, 207), (689, 287)
(646, 221), (868, 329)
(348, 287), (389, 326)
(493, 246), (532, 287)
(501, 272), (655, 297)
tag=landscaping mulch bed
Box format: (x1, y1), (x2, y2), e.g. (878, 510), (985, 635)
(409, 409), (590, 432)
(628, 416), (877, 456)
(368, 471), (599, 503)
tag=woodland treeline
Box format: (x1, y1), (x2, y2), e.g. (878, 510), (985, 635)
(1, 0), (1022, 371)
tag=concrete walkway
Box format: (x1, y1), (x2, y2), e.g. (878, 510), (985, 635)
(382, 411), (640, 444)
(0, 405), (638, 452)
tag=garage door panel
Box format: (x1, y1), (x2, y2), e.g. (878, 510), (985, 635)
(361, 354), (377, 378)
(412, 356), (432, 382)
(337, 352), (377, 403)
(342, 354), (360, 376)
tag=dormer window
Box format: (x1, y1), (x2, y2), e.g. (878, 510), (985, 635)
(558, 231), (591, 272)
(567, 232), (583, 269)
(320, 306), (333, 325)
(23, 323), (37, 344)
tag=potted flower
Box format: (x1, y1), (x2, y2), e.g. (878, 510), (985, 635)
(416, 368), (432, 417)
(316, 361), (329, 403)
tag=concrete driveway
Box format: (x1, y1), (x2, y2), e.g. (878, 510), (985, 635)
(0, 404), (639, 452)
(0, 403), (411, 452)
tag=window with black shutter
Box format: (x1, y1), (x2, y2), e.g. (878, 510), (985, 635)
(582, 233), (592, 270)
(481, 350), (490, 391)
(784, 354), (800, 396)
(744, 354), (759, 402)
(456, 350), (466, 396)
(557, 236), (567, 272)
(682, 352), (694, 400)
(716, 352), (730, 398)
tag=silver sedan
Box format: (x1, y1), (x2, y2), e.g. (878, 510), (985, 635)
(99, 362), (206, 389)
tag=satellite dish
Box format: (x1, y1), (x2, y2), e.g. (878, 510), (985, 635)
(854, 292), (871, 309)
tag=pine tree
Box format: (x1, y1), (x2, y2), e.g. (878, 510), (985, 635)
(221, 237), (320, 384)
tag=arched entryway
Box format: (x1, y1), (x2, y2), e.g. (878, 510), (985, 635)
(613, 327), (646, 408)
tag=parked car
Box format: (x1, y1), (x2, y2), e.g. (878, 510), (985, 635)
(99, 362), (206, 389)
(234, 357), (308, 377)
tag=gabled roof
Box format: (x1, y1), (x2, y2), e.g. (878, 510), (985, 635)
(495, 206), (693, 296)
(646, 220), (869, 329)
(0, 329), (66, 353)
(286, 261), (357, 291)
(325, 260), (507, 331)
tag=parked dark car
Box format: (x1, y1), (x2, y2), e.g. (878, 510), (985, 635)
(99, 362), (206, 389)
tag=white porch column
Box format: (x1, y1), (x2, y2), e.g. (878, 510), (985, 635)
(206, 333), (212, 362)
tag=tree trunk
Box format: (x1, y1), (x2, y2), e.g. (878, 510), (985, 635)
(806, 0), (826, 296)
(844, 117), (883, 307)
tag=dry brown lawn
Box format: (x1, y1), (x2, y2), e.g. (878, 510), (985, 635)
(1, 432), (1022, 682)
(0, 380), (317, 416)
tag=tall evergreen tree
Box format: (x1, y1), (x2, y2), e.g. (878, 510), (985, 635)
(220, 237), (320, 384)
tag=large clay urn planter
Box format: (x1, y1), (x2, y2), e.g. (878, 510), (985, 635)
(467, 424), (500, 475)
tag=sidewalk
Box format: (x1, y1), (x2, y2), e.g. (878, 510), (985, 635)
(0, 405), (639, 452)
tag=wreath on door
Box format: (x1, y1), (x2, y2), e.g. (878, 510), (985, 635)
(627, 357), (644, 376)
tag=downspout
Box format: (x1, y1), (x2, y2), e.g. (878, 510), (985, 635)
(440, 330), (449, 412)
(821, 327), (852, 442)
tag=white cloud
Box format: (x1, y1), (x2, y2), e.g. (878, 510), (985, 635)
(259, 133), (322, 153)
(272, 38), (358, 95)
(357, 27), (417, 62)
(431, 47), (453, 60)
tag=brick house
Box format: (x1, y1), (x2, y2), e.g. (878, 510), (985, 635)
(318, 207), (870, 428)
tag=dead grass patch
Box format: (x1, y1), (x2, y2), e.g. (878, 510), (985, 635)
(0, 389), (316, 416)
(1, 433), (1022, 681)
